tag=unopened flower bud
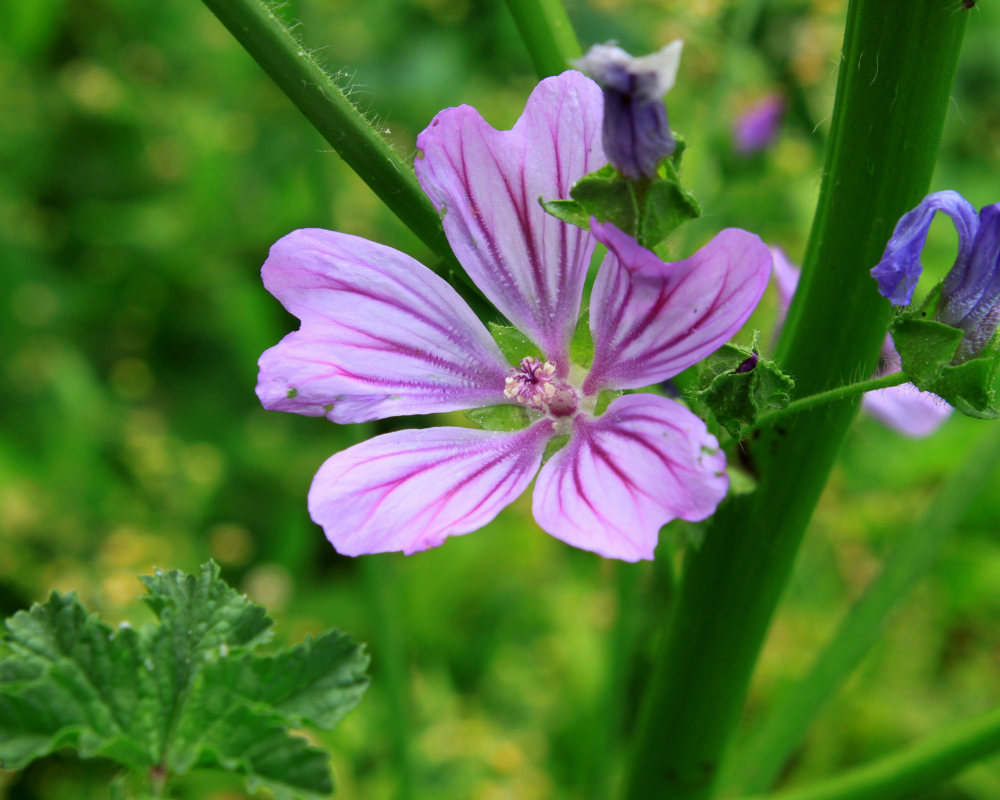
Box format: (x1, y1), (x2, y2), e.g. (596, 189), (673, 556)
(573, 41), (683, 181)
(872, 191), (1000, 359)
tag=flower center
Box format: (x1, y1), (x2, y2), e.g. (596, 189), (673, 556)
(503, 357), (579, 417)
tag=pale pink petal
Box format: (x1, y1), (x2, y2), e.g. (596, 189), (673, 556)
(583, 221), (771, 395)
(532, 394), (727, 561)
(415, 71), (606, 365)
(770, 245), (800, 313)
(862, 383), (952, 438)
(256, 229), (510, 424)
(309, 423), (553, 556)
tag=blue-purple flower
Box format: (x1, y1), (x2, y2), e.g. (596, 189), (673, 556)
(573, 41), (683, 181)
(733, 94), (785, 155)
(255, 72), (772, 561)
(872, 191), (1000, 358)
(771, 247), (951, 438)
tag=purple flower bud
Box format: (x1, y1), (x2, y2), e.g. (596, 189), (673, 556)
(871, 191), (1000, 356)
(735, 353), (759, 373)
(573, 41), (683, 180)
(733, 94), (785, 155)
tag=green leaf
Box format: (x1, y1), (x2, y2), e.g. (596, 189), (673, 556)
(692, 337), (795, 439)
(488, 322), (537, 366)
(465, 404), (532, 431)
(0, 562), (369, 799)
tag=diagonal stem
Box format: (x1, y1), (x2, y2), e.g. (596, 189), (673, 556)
(750, 371), (907, 431)
(198, 0), (481, 301)
(740, 704), (1000, 800)
(723, 426), (1000, 794)
(503, 0), (582, 80)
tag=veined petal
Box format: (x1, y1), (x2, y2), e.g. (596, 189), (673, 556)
(256, 229), (510, 424)
(415, 71), (606, 365)
(309, 423), (553, 556)
(584, 221), (771, 395)
(871, 190), (979, 306)
(532, 394), (727, 561)
(863, 381), (952, 438)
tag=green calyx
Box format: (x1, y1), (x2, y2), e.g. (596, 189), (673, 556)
(890, 310), (1000, 419)
(540, 134), (701, 250)
(690, 335), (795, 439)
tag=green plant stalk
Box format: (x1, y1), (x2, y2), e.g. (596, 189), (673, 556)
(624, 1), (968, 798)
(742, 704), (1000, 800)
(724, 426), (1000, 794)
(751, 372), (907, 431)
(199, 0), (470, 289)
(503, 0), (581, 79)
(363, 556), (414, 800)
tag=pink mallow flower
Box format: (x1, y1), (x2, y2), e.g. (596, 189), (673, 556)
(770, 247), (951, 438)
(256, 72), (772, 561)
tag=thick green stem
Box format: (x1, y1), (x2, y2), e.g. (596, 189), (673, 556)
(752, 372), (907, 431)
(724, 427), (1000, 794)
(503, 0), (581, 80)
(624, 1), (967, 798)
(743, 705), (1000, 800)
(199, 0), (469, 287)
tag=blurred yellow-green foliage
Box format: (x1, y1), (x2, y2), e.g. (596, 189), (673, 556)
(1, 0), (1000, 798)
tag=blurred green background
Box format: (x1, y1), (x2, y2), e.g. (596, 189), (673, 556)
(2, 0), (1000, 797)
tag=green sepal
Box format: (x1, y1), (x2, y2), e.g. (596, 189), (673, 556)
(640, 160), (701, 247)
(540, 199), (591, 229)
(542, 434), (570, 464)
(594, 389), (623, 416)
(538, 135), (701, 249)
(571, 307), (594, 368)
(465, 404), (532, 431)
(691, 336), (795, 439)
(889, 314), (1000, 419)
(488, 322), (536, 366)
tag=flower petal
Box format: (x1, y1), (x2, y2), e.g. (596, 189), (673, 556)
(415, 71), (606, 364)
(871, 190), (980, 306)
(863, 382), (952, 438)
(583, 221), (771, 395)
(309, 423), (553, 556)
(532, 394), (727, 561)
(256, 229), (510, 424)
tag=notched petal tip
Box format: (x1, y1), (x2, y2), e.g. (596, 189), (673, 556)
(585, 224), (771, 393)
(414, 72), (606, 361)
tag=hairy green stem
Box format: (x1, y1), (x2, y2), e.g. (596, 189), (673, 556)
(503, 0), (581, 79)
(199, 0), (474, 293)
(743, 704), (1000, 800)
(624, 1), (968, 798)
(724, 427), (1000, 794)
(752, 372), (907, 431)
